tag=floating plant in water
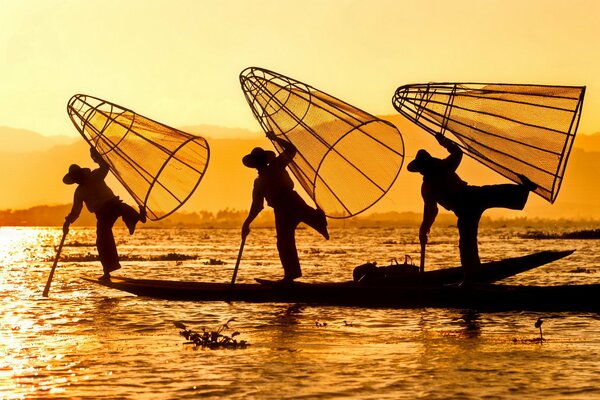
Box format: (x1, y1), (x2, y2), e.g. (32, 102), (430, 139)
(174, 319), (248, 349)
(521, 229), (600, 240)
(63, 241), (96, 247)
(51, 252), (198, 262)
(203, 258), (226, 265)
(154, 252), (198, 261)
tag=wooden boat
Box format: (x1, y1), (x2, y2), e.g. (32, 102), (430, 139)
(83, 276), (600, 311)
(81, 250), (600, 312)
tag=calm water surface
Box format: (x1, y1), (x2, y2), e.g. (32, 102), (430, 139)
(1, 226), (600, 399)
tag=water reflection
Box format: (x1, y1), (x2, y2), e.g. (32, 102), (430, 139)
(0, 227), (599, 398)
(456, 310), (481, 339)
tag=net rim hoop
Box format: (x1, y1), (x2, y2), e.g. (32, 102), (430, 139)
(313, 119), (405, 219)
(550, 86), (586, 203)
(143, 135), (210, 221)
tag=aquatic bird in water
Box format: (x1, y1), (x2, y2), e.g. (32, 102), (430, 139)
(535, 318), (544, 341)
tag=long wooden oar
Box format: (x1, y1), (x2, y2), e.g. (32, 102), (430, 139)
(42, 229), (68, 297)
(229, 235), (247, 290)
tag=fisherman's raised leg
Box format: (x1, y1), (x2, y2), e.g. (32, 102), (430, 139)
(117, 200), (145, 235)
(301, 205), (329, 240)
(477, 183), (531, 211)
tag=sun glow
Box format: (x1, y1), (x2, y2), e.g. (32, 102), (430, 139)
(0, 228), (86, 397)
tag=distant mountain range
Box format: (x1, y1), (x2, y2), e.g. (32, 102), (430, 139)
(0, 118), (599, 220)
(0, 126), (78, 152)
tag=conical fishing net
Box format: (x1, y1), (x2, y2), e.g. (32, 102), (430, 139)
(67, 94), (210, 221)
(392, 83), (585, 203)
(240, 67), (405, 218)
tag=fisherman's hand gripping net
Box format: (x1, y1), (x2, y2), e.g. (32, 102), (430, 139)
(393, 83), (585, 203)
(240, 67), (405, 218)
(67, 94), (210, 220)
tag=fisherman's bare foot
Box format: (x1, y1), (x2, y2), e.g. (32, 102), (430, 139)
(517, 174), (537, 191)
(255, 277), (296, 287)
(316, 208), (329, 240)
(125, 219), (137, 235)
(124, 210), (141, 235)
(138, 206), (147, 223)
(99, 274), (111, 282)
(279, 277), (296, 286)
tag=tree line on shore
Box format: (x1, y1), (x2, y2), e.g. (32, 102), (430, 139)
(1, 204), (599, 229)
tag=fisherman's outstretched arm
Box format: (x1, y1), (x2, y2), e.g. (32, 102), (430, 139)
(65, 188), (84, 225)
(241, 185), (265, 238)
(419, 199), (438, 246)
(90, 148), (109, 178)
(436, 133), (462, 171)
(266, 131), (297, 161)
(418, 199), (438, 272)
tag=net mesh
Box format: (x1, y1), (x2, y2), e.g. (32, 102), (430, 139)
(392, 83), (585, 203)
(67, 94), (210, 221)
(240, 67), (405, 218)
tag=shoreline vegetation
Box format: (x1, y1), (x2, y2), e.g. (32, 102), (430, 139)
(520, 229), (600, 239)
(1, 204), (600, 232)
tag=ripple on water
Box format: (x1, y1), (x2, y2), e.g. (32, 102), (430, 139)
(1, 226), (600, 399)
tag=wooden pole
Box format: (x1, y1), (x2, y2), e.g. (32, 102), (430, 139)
(42, 230), (68, 297)
(229, 235), (246, 290)
(419, 242), (426, 274)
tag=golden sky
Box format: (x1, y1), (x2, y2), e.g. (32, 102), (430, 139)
(1, 0), (600, 137)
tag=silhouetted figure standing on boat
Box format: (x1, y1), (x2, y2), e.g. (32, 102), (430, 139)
(407, 133), (536, 283)
(242, 132), (329, 284)
(63, 147), (146, 281)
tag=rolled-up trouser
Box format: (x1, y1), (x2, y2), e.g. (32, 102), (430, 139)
(95, 197), (139, 274)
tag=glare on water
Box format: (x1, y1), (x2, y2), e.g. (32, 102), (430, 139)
(1, 225), (600, 399)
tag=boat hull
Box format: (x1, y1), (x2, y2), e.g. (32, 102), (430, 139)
(81, 249), (597, 311)
(82, 276), (600, 312)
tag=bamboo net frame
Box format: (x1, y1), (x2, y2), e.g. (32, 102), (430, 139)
(392, 83), (585, 203)
(240, 67), (405, 218)
(67, 94), (210, 221)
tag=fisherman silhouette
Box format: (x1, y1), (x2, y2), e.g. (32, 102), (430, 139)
(63, 147), (146, 281)
(242, 131), (329, 284)
(407, 133), (537, 284)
